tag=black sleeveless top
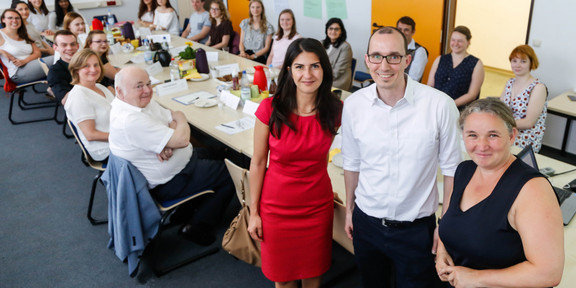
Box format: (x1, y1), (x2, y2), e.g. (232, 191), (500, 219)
(439, 158), (544, 270)
(434, 54), (479, 103)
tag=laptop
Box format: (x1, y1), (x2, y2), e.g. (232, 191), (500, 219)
(516, 145), (576, 225)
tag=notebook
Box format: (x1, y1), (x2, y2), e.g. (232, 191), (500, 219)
(516, 145), (576, 225)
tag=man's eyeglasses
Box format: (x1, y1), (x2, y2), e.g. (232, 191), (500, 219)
(367, 54), (404, 64)
(92, 40), (109, 44)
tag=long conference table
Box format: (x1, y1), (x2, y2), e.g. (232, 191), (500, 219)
(109, 36), (576, 287)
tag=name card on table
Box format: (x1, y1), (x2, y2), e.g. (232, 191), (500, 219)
(206, 52), (218, 62)
(146, 62), (163, 76)
(220, 90), (240, 110)
(147, 34), (171, 45)
(109, 42), (122, 55)
(242, 100), (260, 116)
(213, 63), (240, 77)
(155, 79), (187, 97)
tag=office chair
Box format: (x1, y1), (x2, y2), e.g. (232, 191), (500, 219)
(230, 31), (240, 55)
(350, 58), (357, 91)
(67, 120), (108, 225)
(181, 18), (189, 37)
(0, 58), (58, 125)
(93, 14), (118, 25)
(102, 153), (219, 277)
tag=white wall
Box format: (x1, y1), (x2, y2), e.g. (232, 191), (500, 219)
(259, 0), (372, 74)
(529, 0), (576, 153)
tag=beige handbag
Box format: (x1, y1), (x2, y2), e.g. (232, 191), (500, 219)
(221, 166), (261, 267)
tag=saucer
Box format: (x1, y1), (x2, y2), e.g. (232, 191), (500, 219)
(194, 99), (218, 108)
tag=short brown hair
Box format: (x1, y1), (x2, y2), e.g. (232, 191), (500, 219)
(53, 29), (77, 45)
(459, 98), (517, 134)
(69, 49), (104, 85)
(509, 44), (539, 70)
(453, 25), (472, 41)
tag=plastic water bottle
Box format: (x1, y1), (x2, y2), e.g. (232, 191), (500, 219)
(240, 70), (251, 102)
(170, 58), (180, 81)
(162, 36), (169, 51)
(107, 9), (115, 27)
(143, 40), (153, 65)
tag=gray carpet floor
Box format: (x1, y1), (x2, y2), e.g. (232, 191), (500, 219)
(0, 84), (360, 287)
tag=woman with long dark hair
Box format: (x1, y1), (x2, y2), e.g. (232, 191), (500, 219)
(248, 38), (342, 288)
(137, 0), (157, 28)
(322, 17), (352, 90)
(49, 0), (74, 30)
(151, 0), (179, 35)
(0, 9), (51, 84)
(26, 0), (53, 35)
(12, 1), (53, 56)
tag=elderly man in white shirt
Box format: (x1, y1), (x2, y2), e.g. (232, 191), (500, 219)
(341, 27), (461, 287)
(109, 66), (234, 246)
(396, 16), (428, 83)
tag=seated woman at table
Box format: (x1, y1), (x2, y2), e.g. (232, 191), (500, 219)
(138, 0), (157, 28)
(205, 0), (233, 50)
(151, 0), (179, 35)
(436, 98), (563, 288)
(63, 12), (87, 45)
(239, 0), (274, 64)
(26, 0), (53, 35)
(48, 0), (76, 31)
(427, 26), (484, 109)
(248, 38), (342, 288)
(64, 48), (114, 162)
(322, 17), (352, 90)
(500, 45), (548, 153)
(84, 30), (118, 90)
(266, 9), (301, 69)
(12, 1), (53, 57)
(0, 9), (51, 84)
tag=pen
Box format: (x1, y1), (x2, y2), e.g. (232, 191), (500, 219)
(221, 124), (234, 128)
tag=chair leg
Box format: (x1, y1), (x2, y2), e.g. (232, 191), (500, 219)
(149, 212), (219, 276)
(87, 171), (107, 225)
(61, 114), (74, 138)
(8, 90), (58, 125)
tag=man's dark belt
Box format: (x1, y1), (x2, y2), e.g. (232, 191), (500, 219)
(381, 214), (435, 228)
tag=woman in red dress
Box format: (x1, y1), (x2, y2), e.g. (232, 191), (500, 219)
(248, 38), (342, 288)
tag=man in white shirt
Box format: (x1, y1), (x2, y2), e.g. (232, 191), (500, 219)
(109, 66), (234, 245)
(396, 16), (428, 82)
(181, 0), (211, 44)
(342, 27), (461, 287)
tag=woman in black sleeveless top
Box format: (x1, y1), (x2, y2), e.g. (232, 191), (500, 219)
(437, 98), (563, 288)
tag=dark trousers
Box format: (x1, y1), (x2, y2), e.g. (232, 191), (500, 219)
(245, 49), (267, 64)
(150, 149), (234, 228)
(352, 206), (440, 288)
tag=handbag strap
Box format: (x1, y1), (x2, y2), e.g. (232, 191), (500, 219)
(240, 169), (248, 207)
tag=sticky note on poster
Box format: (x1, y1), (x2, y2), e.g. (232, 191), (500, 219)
(303, 0), (322, 19)
(326, 0), (348, 19)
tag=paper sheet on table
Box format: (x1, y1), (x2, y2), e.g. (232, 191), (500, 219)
(109, 42), (122, 55)
(130, 53), (146, 64)
(170, 45), (187, 56)
(149, 76), (162, 85)
(215, 117), (255, 135)
(172, 91), (216, 105)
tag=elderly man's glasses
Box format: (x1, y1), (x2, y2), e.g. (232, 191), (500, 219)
(367, 54), (404, 64)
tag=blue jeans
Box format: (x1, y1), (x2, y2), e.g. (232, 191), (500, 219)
(352, 206), (440, 288)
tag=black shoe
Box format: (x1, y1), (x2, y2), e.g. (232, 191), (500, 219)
(178, 224), (216, 246)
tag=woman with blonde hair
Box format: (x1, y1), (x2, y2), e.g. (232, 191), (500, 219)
(64, 48), (114, 162)
(266, 9), (301, 68)
(239, 0), (274, 64)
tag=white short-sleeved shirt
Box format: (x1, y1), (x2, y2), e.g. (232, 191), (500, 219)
(109, 98), (193, 188)
(341, 76), (462, 221)
(153, 10), (180, 36)
(64, 84), (115, 161)
(187, 11), (211, 43)
(28, 11), (50, 32)
(140, 11), (154, 23)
